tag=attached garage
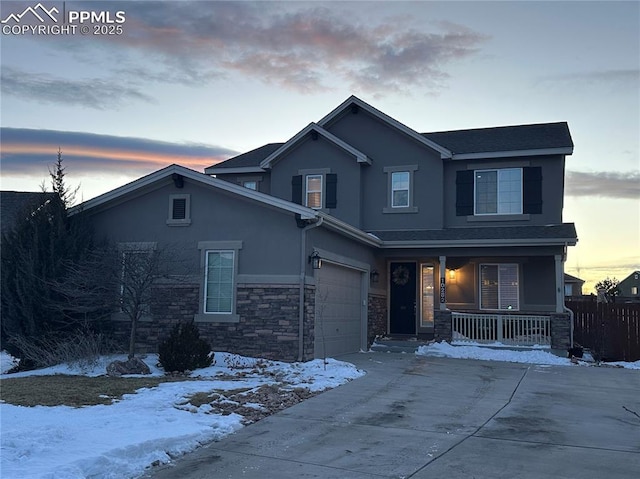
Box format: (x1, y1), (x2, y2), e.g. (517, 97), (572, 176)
(314, 262), (366, 358)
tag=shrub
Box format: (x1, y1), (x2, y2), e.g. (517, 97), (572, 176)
(8, 329), (121, 371)
(158, 322), (213, 373)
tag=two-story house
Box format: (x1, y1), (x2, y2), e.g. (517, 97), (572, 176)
(76, 96), (577, 361)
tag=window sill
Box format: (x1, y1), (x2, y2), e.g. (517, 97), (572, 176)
(194, 313), (240, 323)
(467, 214), (529, 222)
(383, 206), (419, 214)
(166, 219), (192, 226)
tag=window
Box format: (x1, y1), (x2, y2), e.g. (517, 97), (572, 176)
(565, 284), (573, 296)
(632, 286), (638, 296)
(391, 172), (410, 208)
(475, 169), (522, 215)
(480, 264), (519, 310)
(167, 194), (191, 226)
(306, 174), (323, 209)
(383, 165), (418, 213)
(243, 181), (257, 190)
(204, 251), (234, 314)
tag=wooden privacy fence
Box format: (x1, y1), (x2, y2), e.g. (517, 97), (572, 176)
(567, 300), (640, 362)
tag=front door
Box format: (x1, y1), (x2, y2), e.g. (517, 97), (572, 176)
(390, 262), (417, 334)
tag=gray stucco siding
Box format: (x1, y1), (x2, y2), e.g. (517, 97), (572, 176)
(324, 108), (444, 231)
(269, 136), (363, 227)
(87, 178), (303, 277)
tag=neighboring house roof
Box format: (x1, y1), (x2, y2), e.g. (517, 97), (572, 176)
(204, 143), (283, 175)
(368, 224), (577, 247)
(564, 273), (585, 284)
(424, 122), (574, 160)
(259, 123), (371, 170)
(0, 191), (57, 237)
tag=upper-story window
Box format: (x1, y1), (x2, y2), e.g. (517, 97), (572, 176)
(243, 181), (257, 190)
(456, 166), (542, 217)
(383, 165), (418, 214)
(306, 174), (323, 209)
(475, 168), (522, 215)
(291, 171), (337, 210)
(391, 172), (410, 208)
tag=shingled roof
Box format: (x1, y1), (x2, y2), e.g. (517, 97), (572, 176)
(422, 122), (573, 155)
(208, 121), (573, 171)
(205, 143), (283, 173)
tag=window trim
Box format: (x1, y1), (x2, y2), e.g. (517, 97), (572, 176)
(474, 168), (523, 216)
(195, 241), (242, 323)
(479, 263), (520, 311)
(167, 194), (191, 226)
(383, 165), (418, 214)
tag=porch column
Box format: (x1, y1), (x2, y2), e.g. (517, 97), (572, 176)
(555, 254), (564, 313)
(439, 255), (447, 310)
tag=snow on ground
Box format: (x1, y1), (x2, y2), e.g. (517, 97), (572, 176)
(416, 341), (640, 369)
(0, 350), (19, 374)
(0, 352), (364, 479)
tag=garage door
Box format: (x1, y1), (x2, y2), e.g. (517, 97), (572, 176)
(314, 263), (364, 358)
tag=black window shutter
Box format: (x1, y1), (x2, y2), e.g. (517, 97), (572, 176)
(325, 174), (337, 209)
(523, 167), (543, 214)
(456, 170), (474, 216)
(291, 175), (303, 204)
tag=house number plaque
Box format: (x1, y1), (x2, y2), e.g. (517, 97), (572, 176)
(439, 277), (446, 303)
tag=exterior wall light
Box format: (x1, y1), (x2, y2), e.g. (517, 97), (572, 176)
(370, 269), (379, 284)
(448, 268), (457, 282)
(309, 251), (322, 270)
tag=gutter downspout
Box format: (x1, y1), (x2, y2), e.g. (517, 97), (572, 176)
(561, 242), (574, 349)
(298, 216), (324, 361)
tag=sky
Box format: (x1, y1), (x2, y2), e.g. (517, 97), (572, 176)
(0, 0), (638, 293)
(1, 347), (638, 478)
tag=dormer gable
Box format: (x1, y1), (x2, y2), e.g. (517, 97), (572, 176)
(259, 123), (370, 170)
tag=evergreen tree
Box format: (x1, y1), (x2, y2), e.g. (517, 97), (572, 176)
(0, 152), (92, 355)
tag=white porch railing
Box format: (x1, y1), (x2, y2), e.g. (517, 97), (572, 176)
(451, 312), (551, 347)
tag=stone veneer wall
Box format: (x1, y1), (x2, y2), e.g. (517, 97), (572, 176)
(433, 309), (453, 342)
(550, 312), (571, 349)
(368, 293), (387, 347)
(109, 283), (315, 362)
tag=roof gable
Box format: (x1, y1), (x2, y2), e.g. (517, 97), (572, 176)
(71, 164), (318, 220)
(318, 95), (452, 159)
(259, 123), (370, 169)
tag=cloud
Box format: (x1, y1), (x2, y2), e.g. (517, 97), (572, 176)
(0, 128), (237, 176)
(565, 170), (640, 199)
(536, 69), (640, 90)
(13, 2), (488, 97)
(0, 67), (153, 110)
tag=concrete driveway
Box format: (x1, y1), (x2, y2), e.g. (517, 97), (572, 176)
(146, 353), (640, 479)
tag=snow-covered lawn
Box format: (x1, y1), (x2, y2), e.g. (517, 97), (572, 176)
(0, 352), (364, 479)
(2, 344), (638, 479)
(416, 341), (640, 369)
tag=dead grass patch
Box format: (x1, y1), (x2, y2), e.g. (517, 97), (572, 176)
(0, 375), (187, 407)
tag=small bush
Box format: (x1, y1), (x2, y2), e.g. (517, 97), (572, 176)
(158, 321), (213, 373)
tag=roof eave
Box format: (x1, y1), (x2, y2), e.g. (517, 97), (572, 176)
(379, 237), (578, 248)
(319, 213), (381, 247)
(204, 166), (266, 175)
(451, 147), (574, 160)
